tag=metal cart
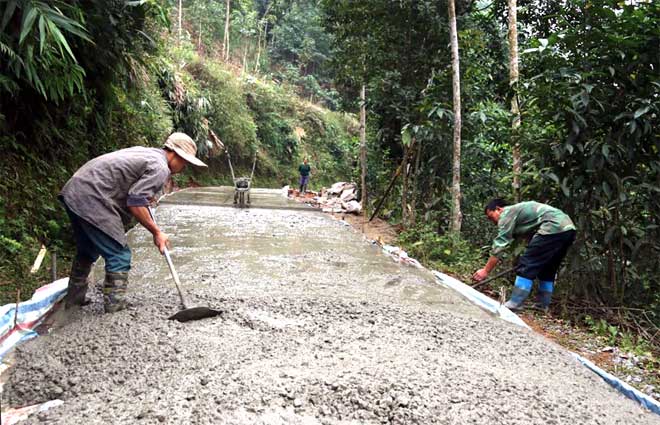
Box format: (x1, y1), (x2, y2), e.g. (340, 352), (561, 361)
(227, 151), (257, 208)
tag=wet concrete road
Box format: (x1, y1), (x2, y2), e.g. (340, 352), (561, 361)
(2, 188), (657, 424)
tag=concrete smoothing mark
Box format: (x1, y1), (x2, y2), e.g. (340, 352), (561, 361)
(1, 188), (657, 424)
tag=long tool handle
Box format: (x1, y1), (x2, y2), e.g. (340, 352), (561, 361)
(249, 151), (257, 180)
(471, 267), (516, 290)
(226, 151), (236, 181)
(162, 247), (191, 309)
(148, 207), (191, 309)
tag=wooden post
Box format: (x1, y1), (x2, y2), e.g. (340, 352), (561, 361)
(51, 250), (57, 282)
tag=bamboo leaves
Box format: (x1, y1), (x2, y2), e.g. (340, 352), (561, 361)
(1, 1), (18, 32)
(18, 4), (37, 44)
(1, 0), (91, 101)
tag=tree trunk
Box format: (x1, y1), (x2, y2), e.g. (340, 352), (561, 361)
(608, 243), (616, 303)
(223, 0), (231, 61)
(448, 0), (462, 234)
(360, 85), (368, 215)
(370, 164), (402, 222)
(198, 19), (202, 50)
(410, 138), (422, 226)
(508, 0), (522, 202)
(178, 0), (183, 42)
(242, 43), (248, 73)
(254, 3), (272, 73)
(401, 142), (410, 228)
(255, 22), (264, 73)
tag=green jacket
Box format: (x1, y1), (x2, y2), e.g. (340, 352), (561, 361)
(491, 201), (575, 258)
(299, 163), (311, 176)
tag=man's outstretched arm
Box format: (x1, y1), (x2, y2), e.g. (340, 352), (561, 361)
(472, 256), (499, 281)
(128, 206), (169, 253)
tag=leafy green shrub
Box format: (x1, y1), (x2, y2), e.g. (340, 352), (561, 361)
(293, 107), (357, 188)
(185, 60), (259, 160)
(110, 81), (173, 147)
(245, 77), (298, 171)
(398, 224), (482, 277)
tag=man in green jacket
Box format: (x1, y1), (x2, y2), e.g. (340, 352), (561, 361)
(472, 199), (576, 311)
(298, 158), (311, 194)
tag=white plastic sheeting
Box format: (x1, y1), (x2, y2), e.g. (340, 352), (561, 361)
(432, 271), (529, 329)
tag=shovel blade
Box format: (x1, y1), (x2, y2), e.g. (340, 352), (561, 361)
(168, 306), (223, 322)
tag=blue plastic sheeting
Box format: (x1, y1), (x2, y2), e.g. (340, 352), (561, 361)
(0, 278), (67, 360)
(573, 353), (660, 415)
(432, 271), (529, 329)
(431, 270), (660, 416)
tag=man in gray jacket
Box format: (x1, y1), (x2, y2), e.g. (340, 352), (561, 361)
(59, 133), (207, 313)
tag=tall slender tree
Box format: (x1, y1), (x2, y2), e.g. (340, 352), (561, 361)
(508, 0), (522, 202)
(360, 84), (368, 214)
(223, 0), (231, 61)
(410, 138), (422, 226)
(448, 0), (462, 233)
(178, 0), (183, 41)
(402, 140), (410, 227)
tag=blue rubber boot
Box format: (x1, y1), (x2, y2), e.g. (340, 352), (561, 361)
(504, 276), (533, 311)
(536, 280), (554, 311)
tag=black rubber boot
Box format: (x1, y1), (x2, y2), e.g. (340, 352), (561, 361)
(103, 271), (129, 313)
(65, 258), (93, 309)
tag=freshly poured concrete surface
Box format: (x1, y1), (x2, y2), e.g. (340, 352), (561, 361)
(2, 188), (656, 424)
(160, 186), (313, 210)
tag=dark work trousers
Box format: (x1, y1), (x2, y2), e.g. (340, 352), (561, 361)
(516, 230), (576, 281)
(62, 201), (132, 273)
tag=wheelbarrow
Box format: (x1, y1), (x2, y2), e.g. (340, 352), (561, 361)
(233, 177), (251, 207)
(227, 151), (257, 208)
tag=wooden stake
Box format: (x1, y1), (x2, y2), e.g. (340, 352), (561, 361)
(369, 163), (402, 222)
(30, 244), (47, 274)
(14, 288), (20, 328)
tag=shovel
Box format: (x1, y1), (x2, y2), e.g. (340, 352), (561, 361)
(148, 207), (223, 322)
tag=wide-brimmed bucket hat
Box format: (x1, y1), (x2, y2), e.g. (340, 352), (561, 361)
(164, 132), (207, 167)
